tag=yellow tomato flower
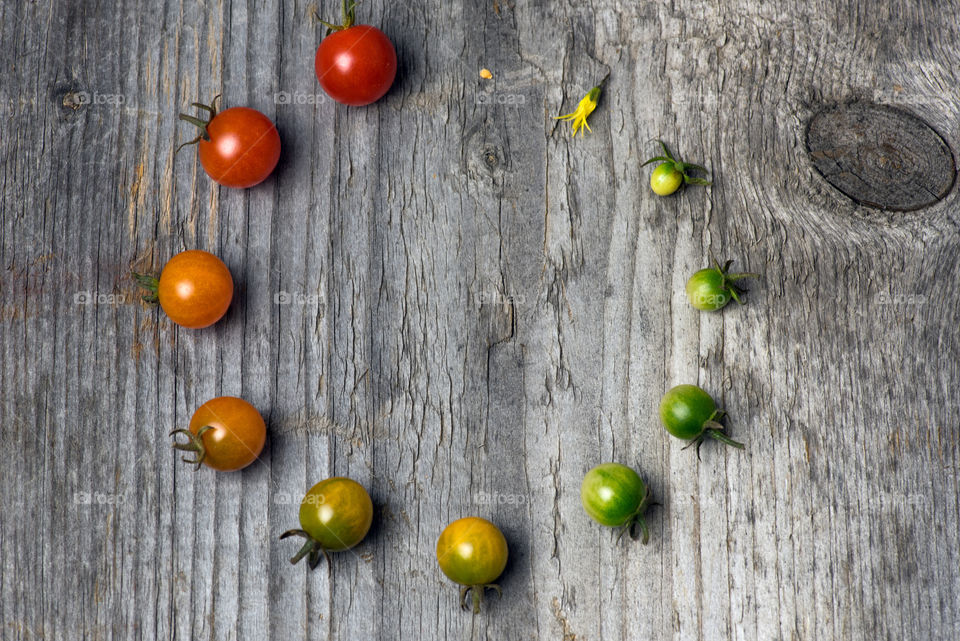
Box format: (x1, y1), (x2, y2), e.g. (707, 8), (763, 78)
(555, 85), (602, 137)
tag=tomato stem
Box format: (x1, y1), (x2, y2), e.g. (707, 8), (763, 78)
(705, 427), (746, 449)
(616, 483), (654, 544)
(169, 425), (214, 470)
(711, 258), (760, 306)
(176, 95), (222, 152)
(279, 529), (331, 569)
(132, 271), (160, 304)
(459, 584), (502, 614)
(318, 0), (357, 34)
(703, 415), (745, 450)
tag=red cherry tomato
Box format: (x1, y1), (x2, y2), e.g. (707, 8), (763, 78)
(179, 99), (281, 188)
(315, 25), (397, 106)
(198, 107), (281, 188)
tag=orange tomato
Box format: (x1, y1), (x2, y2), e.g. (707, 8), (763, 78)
(156, 250), (233, 329)
(172, 396), (266, 471)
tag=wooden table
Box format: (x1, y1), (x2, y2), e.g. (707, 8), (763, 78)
(2, 1), (958, 639)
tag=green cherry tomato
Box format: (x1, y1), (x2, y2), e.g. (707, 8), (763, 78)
(650, 163), (684, 196)
(685, 259), (758, 311)
(436, 517), (508, 613)
(581, 463), (653, 543)
(659, 384), (745, 454)
(642, 139), (711, 197)
(280, 477), (373, 568)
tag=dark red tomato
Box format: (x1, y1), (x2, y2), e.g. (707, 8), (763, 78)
(315, 25), (397, 106)
(197, 107), (281, 188)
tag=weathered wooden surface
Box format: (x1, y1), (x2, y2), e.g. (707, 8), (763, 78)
(2, 0), (959, 639)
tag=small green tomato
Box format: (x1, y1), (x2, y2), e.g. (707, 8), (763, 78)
(642, 140), (711, 196)
(650, 163), (684, 196)
(659, 384), (745, 456)
(686, 258), (759, 311)
(279, 477), (374, 569)
(581, 462), (653, 543)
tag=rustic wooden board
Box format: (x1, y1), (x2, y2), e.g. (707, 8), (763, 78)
(2, 0), (959, 639)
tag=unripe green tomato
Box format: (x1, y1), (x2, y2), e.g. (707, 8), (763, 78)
(581, 463), (647, 527)
(650, 163), (683, 196)
(659, 384), (717, 440)
(298, 477), (373, 551)
(686, 268), (732, 311)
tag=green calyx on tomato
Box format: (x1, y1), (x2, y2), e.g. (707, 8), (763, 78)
(316, 0), (357, 34)
(176, 95), (222, 151)
(686, 258), (759, 311)
(280, 477), (374, 569)
(169, 425), (215, 469)
(659, 384), (745, 457)
(641, 139), (711, 196)
(132, 272), (160, 304)
(581, 463), (655, 544)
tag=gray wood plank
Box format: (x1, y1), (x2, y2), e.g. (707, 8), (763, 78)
(2, 0), (959, 639)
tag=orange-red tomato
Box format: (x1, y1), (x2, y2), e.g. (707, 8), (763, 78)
(196, 107), (281, 188)
(156, 250), (233, 329)
(178, 396), (266, 471)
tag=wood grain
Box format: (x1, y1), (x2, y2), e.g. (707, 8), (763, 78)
(2, 0), (959, 639)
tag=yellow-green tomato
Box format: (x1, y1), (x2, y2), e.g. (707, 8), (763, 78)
(650, 162), (684, 196)
(686, 268), (733, 311)
(580, 463), (647, 527)
(298, 477), (373, 551)
(436, 517), (508, 587)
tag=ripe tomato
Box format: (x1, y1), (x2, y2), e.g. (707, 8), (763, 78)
(436, 517), (508, 613)
(170, 396), (266, 471)
(659, 384), (744, 454)
(134, 250), (233, 329)
(280, 477), (373, 568)
(179, 98), (281, 188)
(581, 463), (653, 543)
(314, 5), (396, 107)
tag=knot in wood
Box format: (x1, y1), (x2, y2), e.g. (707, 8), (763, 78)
(806, 102), (955, 211)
